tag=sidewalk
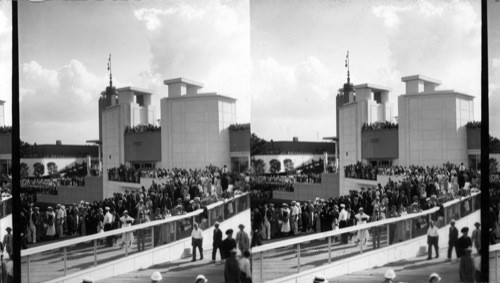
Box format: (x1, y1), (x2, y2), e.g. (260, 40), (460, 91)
(333, 247), (475, 283)
(98, 249), (227, 283)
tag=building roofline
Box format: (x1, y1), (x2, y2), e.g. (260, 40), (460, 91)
(116, 86), (153, 95)
(163, 92), (237, 102)
(163, 78), (204, 88)
(401, 89), (475, 99)
(354, 83), (391, 92)
(401, 75), (441, 85)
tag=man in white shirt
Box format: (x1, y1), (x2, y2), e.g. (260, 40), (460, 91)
(291, 201), (299, 235)
(338, 204), (348, 244)
(191, 222), (204, 262)
(427, 220), (439, 259)
(103, 207), (114, 247)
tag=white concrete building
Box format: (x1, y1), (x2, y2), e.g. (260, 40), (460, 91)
(338, 83), (394, 190)
(398, 75), (474, 167)
(161, 78), (236, 169)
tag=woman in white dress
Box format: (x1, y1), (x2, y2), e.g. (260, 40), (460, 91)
(45, 207), (56, 240)
(355, 208), (369, 245)
(120, 210), (134, 248)
(280, 204), (291, 237)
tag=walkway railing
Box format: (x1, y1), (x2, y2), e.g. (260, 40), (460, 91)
(252, 192), (480, 283)
(20, 193), (250, 283)
(0, 196), (12, 220)
(490, 243), (500, 282)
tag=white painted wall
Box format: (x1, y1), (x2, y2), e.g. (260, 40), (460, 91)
(398, 93), (473, 167)
(161, 95), (235, 170)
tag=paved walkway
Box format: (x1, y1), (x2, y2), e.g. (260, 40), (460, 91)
(333, 247), (476, 283)
(98, 248), (227, 283)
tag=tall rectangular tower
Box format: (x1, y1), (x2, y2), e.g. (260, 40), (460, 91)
(161, 78), (236, 170)
(398, 75), (474, 167)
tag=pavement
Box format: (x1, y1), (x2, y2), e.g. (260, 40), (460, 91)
(333, 247), (476, 283)
(98, 248), (228, 283)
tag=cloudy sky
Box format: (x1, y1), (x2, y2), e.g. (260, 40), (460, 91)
(251, 0), (481, 142)
(489, 0), (500, 139)
(0, 1), (11, 126)
(18, 0), (250, 144)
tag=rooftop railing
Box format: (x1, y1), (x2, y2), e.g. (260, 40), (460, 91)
(252, 192), (480, 283)
(21, 193), (250, 283)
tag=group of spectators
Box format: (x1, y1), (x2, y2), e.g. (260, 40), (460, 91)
(124, 124), (161, 134)
(251, 162), (480, 244)
(344, 162), (378, 180)
(20, 165), (250, 247)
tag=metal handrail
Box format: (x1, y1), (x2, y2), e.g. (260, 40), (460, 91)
(21, 192), (248, 257)
(252, 192), (479, 254)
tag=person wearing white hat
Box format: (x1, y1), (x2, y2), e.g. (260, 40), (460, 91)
(103, 207), (114, 247)
(384, 269), (396, 282)
(280, 204), (291, 237)
(119, 210), (134, 248)
(429, 272), (441, 282)
(150, 271), (162, 283)
(355, 207), (369, 246)
(313, 275), (328, 283)
(195, 274), (208, 283)
(338, 204), (348, 244)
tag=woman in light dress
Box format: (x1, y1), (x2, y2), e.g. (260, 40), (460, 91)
(120, 210), (135, 248)
(45, 207), (56, 239)
(280, 204), (291, 237)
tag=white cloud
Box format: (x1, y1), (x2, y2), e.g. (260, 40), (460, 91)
(372, 5), (410, 28)
(20, 60), (112, 143)
(0, 1), (12, 126)
(134, 0), (250, 123)
(251, 56), (337, 141)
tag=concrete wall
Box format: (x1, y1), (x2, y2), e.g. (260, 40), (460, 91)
(161, 96), (235, 170)
(0, 132), (11, 155)
(124, 131), (161, 163)
(230, 130), (250, 153)
(46, 208), (251, 283)
(37, 176), (104, 204)
(467, 128), (480, 150)
(273, 173), (340, 201)
(398, 93), (473, 167)
(361, 129), (399, 160)
(267, 209), (480, 283)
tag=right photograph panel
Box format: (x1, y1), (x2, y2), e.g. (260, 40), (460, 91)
(488, 0), (500, 281)
(250, 1), (482, 282)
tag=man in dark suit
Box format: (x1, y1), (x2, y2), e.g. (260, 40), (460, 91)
(211, 221), (223, 263)
(447, 219), (459, 261)
(456, 227), (472, 259)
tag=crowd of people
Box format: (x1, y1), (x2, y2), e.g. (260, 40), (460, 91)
(251, 162), (480, 244)
(124, 124), (161, 134)
(20, 165), (250, 247)
(361, 121), (398, 131)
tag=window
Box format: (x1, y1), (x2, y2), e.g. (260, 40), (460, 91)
(374, 92), (382, 104)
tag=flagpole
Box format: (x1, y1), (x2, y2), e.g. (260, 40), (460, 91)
(108, 54), (112, 87)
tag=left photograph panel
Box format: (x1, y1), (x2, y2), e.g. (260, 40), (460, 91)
(0, 0), (13, 280)
(18, 1), (251, 282)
